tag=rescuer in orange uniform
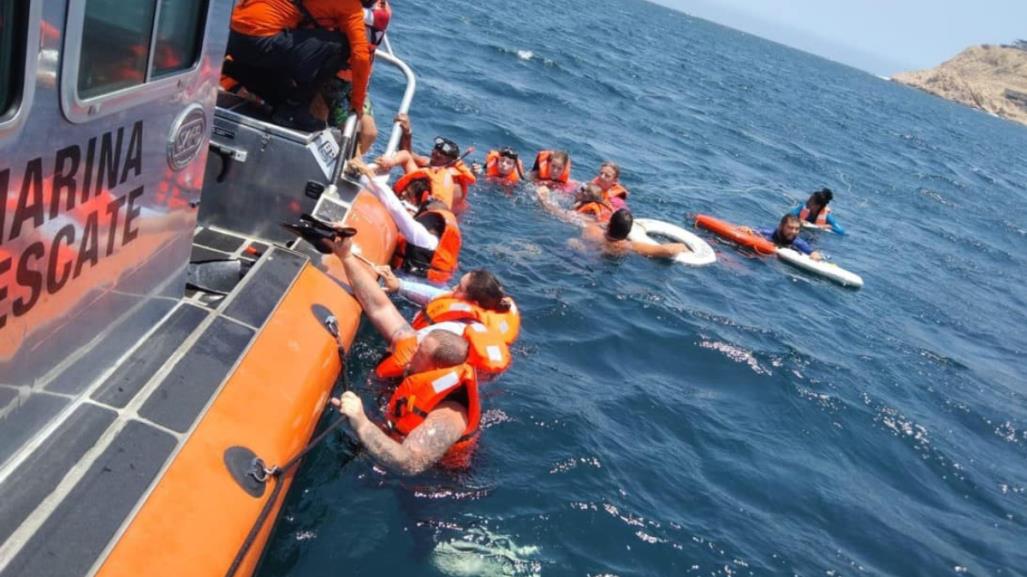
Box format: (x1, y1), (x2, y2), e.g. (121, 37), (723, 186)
(226, 0), (371, 132)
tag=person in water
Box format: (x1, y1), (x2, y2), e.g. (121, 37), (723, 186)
(328, 232), (480, 475)
(349, 158), (461, 283)
(578, 209), (687, 259)
(536, 183), (614, 225)
(474, 148), (524, 184)
(789, 188), (844, 234)
(591, 161), (629, 209)
(371, 267), (520, 376)
(376, 115), (476, 206)
(530, 150), (572, 186)
(754, 214), (824, 260)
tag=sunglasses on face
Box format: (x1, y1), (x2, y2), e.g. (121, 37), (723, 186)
(433, 137), (459, 158)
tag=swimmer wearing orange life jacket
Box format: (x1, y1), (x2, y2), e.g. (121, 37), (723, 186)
(371, 269), (520, 378)
(530, 150), (572, 185)
(376, 115), (476, 207)
(591, 161), (629, 209)
(480, 148), (524, 185)
(536, 183), (615, 226)
(351, 158), (462, 283)
(788, 188), (845, 235)
(328, 232), (481, 473)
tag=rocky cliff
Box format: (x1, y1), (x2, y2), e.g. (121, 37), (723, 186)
(892, 43), (1027, 127)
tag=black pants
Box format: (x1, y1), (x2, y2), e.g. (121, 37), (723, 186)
(225, 27), (350, 106)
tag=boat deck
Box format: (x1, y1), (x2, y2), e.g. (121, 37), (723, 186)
(0, 227), (321, 577)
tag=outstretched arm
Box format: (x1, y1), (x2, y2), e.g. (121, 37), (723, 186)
(378, 150), (427, 174)
(351, 159), (439, 250)
(536, 187), (586, 226)
(630, 241), (687, 259)
(334, 392), (467, 476)
(332, 236), (413, 343)
(826, 213), (845, 235)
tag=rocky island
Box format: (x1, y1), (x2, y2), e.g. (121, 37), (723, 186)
(892, 41), (1027, 127)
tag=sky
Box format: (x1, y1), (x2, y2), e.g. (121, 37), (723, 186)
(650, 0), (1027, 75)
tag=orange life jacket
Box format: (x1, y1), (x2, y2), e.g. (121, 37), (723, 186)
(575, 200), (614, 223)
(393, 167), (457, 209)
(411, 294), (521, 346)
(448, 160), (477, 203)
(385, 363), (481, 467)
(799, 205), (831, 226)
(533, 151), (571, 183)
(391, 208), (461, 283)
(592, 178), (629, 201)
(375, 321), (511, 378)
(485, 150), (523, 184)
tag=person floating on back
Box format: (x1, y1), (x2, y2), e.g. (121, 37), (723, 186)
(751, 214), (824, 260)
(789, 188), (844, 234)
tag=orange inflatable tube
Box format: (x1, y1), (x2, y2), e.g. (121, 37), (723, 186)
(694, 214), (777, 255)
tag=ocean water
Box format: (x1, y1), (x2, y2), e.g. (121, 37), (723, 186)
(257, 1), (1027, 575)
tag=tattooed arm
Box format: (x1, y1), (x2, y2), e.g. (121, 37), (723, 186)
(333, 392), (467, 476)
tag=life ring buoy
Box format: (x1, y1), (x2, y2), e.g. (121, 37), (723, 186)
(628, 218), (717, 266)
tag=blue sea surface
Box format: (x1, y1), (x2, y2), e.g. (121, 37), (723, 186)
(258, 1), (1027, 575)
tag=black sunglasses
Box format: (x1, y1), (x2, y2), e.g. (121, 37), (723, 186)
(499, 147), (518, 160)
(433, 136), (459, 157)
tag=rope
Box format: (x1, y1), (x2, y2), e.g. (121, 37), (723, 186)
(224, 340), (360, 577)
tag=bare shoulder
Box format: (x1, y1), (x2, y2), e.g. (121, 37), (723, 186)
(400, 401), (468, 473)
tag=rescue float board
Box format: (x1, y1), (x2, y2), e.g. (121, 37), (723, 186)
(801, 221), (836, 233)
(777, 247), (864, 289)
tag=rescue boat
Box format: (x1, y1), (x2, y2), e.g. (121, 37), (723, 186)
(0, 2), (414, 575)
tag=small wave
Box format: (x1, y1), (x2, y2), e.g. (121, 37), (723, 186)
(549, 456), (602, 474)
(432, 526), (542, 577)
(698, 339), (772, 375)
(517, 50), (534, 61)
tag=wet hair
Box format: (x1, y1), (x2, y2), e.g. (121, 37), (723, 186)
(424, 331), (469, 368)
(599, 161), (620, 179)
(551, 150), (570, 166)
(810, 188), (833, 206)
(573, 183), (604, 208)
(780, 213), (802, 228)
(404, 177), (431, 202)
(464, 269), (511, 312)
(606, 209), (634, 241)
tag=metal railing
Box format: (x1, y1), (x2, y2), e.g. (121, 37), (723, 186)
(333, 37), (417, 182)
